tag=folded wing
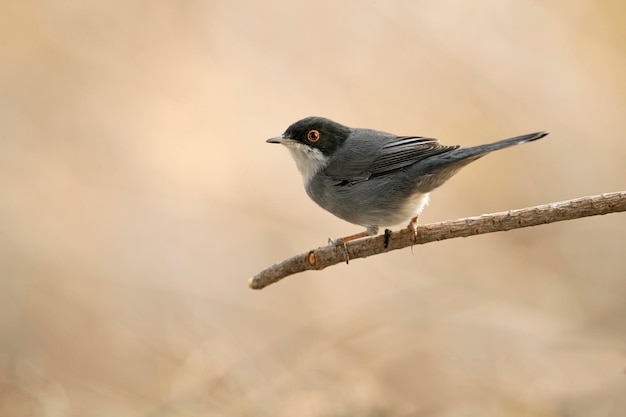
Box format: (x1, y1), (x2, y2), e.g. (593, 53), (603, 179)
(368, 136), (459, 177)
(324, 132), (459, 182)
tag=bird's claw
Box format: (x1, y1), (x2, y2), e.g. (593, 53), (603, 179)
(328, 237), (343, 246)
(383, 229), (392, 248)
(410, 224), (419, 243)
(328, 237), (350, 263)
(407, 215), (419, 243)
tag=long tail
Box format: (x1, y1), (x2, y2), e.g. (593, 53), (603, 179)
(451, 132), (548, 160)
(412, 131), (549, 191)
(452, 131), (549, 161)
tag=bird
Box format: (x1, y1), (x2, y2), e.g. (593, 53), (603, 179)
(267, 117), (548, 245)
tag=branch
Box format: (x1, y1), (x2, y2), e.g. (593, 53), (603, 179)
(249, 191), (626, 290)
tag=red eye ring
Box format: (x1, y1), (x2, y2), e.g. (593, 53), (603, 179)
(307, 130), (320, 142)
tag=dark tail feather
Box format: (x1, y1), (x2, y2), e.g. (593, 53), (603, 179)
(440, 131), (549, 165)
(474, 130), (548, 152)
(412, 131), (549, 192)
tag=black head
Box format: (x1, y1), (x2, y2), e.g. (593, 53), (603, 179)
(282, 117), (351, 157)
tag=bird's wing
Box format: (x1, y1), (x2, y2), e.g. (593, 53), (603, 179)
(368, 136), (459, 177)
(324, 132), (459, 182)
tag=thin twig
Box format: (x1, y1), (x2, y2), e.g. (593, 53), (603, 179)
(249, 191), (626, 290)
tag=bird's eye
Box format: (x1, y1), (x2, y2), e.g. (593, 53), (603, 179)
(307, 130), (320, 142)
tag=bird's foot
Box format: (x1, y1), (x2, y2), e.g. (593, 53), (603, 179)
(407, 215), (419, 244)
(328, 237), (351, 264)
(383, 229), (392, 248)
(328, 227), (379, 263)
(328, 229), (374, 247)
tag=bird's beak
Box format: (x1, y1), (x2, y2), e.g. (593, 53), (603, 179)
(266, 136), (297, 145)
(266, 136), (284, 144)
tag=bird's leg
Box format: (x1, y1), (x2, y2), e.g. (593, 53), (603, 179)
(329, 225), (379, 246)
(406, 215), (419, 242)
(328, 231), (369, 246)
(383, 229), (393, 248)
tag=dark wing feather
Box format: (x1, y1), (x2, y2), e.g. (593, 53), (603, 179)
(324, 130), (459, 182)
(368, 136), (459, 178)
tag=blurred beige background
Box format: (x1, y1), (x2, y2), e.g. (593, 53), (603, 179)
(1, 1), (626, 416)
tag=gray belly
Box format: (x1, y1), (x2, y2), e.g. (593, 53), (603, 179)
(305, 174), (430, 228)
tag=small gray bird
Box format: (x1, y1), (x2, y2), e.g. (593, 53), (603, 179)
(267, 117), (548, 244)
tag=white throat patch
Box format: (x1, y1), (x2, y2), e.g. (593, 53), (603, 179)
(286, 143), (329, 185)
